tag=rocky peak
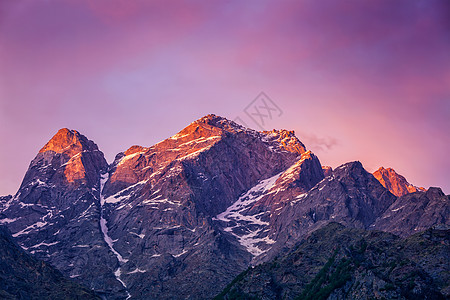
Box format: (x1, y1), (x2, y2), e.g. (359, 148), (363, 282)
(105, 115), (306, 200)
(170, 115), (306, 158)
(194, 115), (306, 155)
(39, 128), (97, 156)
(21, 128), (107, 189)
(425, 187), (446, 199)
(373, 167), (425, 197)
(273, 150), (324, 192)
(0, 129), (116, 297)
(261, 129), (306, 155)
(333, 161), (365, 179)
(193, 114), (245, 133)
(322, 166), (333, 177)
(312, 161), (397, 227)
(123, 145), (145, 156)
(104, 117), (230, 194)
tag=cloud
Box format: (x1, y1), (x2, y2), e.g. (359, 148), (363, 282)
(298, 133), (339, 153)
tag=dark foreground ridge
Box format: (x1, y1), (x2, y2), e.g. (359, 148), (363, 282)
(0, 225), (100, 299)
(216, 223), (449, 300)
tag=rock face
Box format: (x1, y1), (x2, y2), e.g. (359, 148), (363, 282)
(216, 150), (325, 259)
(216, 223), (448, 300)
(0, 114), (448, 299)
(373, 167), (425, 197)
(374, 187), (450, 237)
(0, 225), (100, 299)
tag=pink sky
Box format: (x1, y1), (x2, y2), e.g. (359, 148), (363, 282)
(0, 0), (449, 195)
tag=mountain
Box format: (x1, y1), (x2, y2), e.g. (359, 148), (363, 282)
(373, 167), (425, 197)
(215, 150), (325, 258)
(374, 187), (449, 237)
(0, 225), (100, 299)
(251, 161), (397, 264)
(0, 114), (448, 299)
(0, 128), (126, 299)
(215, 223), (448, 299)
(97, 115), (307, 299)
(103, 114), (305, 217)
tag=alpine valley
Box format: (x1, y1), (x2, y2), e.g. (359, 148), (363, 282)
(0, 115), (448, 299)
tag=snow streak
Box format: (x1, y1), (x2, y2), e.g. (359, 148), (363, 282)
(99, 173), (131, 299)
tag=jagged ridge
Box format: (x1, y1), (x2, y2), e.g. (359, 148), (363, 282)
(0, 114), (447, 300)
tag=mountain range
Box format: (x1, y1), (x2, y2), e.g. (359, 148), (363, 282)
(0, 114), (448, 299)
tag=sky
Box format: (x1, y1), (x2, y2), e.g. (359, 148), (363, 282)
(0, 0), (449, 195)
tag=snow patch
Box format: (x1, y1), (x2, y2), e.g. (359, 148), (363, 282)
(127, 268), (147, 274)
(1, 194), (17, 211)
(0, 217), (19, 224)
(130, 232), (145, 239)
(100, 218), (127, 263)
(290, 193), (307, 205)
(77, 203), (95, 219)
(391, 205), (406, 212)
(30, 241), (60, 249)
(117, 151), (145, 167)
(237, 230), (276, 256)
(104, 180), (148, 204)
(32, 179), (48, 187)
(173, 249), (188, 257)
(114, 268), (131, 299)
(142, 196), (180, 206)
(12, 221), (48, 237)
(216, 172), (282, 256)
(217, 172), (282, 223)
(177, 145), (214, 161)
(176, 136), (220, 148)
